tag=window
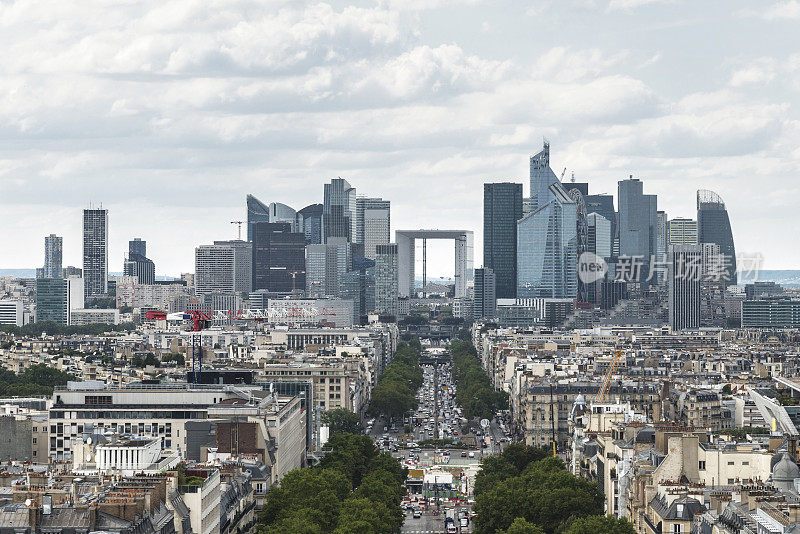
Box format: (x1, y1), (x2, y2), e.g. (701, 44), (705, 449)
(742, 461), (749, 466)
(699, 461), (706, 470)
(671, 524), (682, 533)
(727, 461), (734, 466)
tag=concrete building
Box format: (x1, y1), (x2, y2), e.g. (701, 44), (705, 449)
(473, 267), (496, 320)
(375, 243), (399, 316)
(83, 208), (109, 299)
(355, 197), (390, 259)
(0, 299), (23, 326)
(266, 298), (354, 328)
(123, 238), (156, 285)
(742, 300), (800, 328)
(395, 230), (474, 298)
(667, 218), (698, 245)
(668, 244), (702, 331)
(195, 243), (250, 295)
(70, 308), (120, 325)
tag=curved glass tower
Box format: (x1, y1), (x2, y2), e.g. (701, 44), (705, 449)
(697, 189), (736, 285)
(247, 194), (270, 242)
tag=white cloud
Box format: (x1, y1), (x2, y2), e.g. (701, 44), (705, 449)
(761, 0), (800, 19)
(607, 0), (675, 11)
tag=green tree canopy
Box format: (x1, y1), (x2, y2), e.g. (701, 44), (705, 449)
(557, 515), (635, 534)
(501, 518), (546, 534)
(322, 409), (364, 436)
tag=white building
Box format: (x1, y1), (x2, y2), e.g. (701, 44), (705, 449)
(0, 299), (23, 326)
(70, 308), (120, 325)
(267, 298), (354, 328)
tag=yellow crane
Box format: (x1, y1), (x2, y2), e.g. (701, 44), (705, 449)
(594, 350), (625, 403)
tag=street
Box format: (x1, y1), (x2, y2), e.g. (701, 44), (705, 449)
(367, 353), (513, 533)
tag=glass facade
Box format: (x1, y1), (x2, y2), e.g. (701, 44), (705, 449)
(297, 203), (323, 245)
(517, 184), (577, 299)
(252, 222), (306, 293)
(617, 178), (658, 288)
(246, 194), (270, 242)
(697, 189), (737, 285)
(483, 183), (523, 299)
(323, 178), (356, 242)
(36, 278), (69, 325)
(82, 208), (108, 299)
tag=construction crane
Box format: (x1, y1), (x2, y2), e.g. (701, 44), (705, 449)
(560, 167), (567, 181)
(144, 310), (211, 384)
(230, 220), (244, 240)
(594, 350), (625, 403)
(289, 269), (306, 299)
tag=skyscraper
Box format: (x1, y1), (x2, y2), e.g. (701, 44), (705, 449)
(246, 194), (270, 242)
(668, 244), (702, 331)
(195, 244), (236, 295)
(297, 203), (323, 245)
(269, 202), (297, 230)
(36, 277), (84, 325)
(43, 234), (63, 279)
(213, 240), (252, 293)
(617, 177), (657, 288)
(323, 178), (356, 242)
(252, 222), (306, 294)
(356, 197), (391, 260)
(123, 238), (156, 285)
(697, 189), (736, 285)
(305, 238), (351, 298)
(667, 218), (698, 245)
(483, 183), (523, 299)
(83, 208), (108, 300)
(340, 255), (376, 323)
(473, 267), (497, 319)
(585, 194), (616, 255)
(375, 243), (399, 316)
(587, 213), (612, 259)
(517, 143), (577, 299)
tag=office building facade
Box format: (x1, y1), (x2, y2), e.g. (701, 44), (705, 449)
(355, 197), (390, 253)
(668, 244), (702, 331)
(43, 234), (63, 279)
(473, 267), (497, 319)
(35, 277), (84, 325)
(297, 203), (323, 245)
(667, 218), (698, 245)
(375, 244), (399, 316)
(697, 189), (736, 285)
(483, 183), (523, 299)
(0, 300), (24, 326)
(517, 146), (577, 300)
(323, 178), (356, 242)
(742, 300), (800, 328)
(252, 222), (306, 294)
(123, 238), (156, 285)
(82, 208), (108, 299)
(246, 194), (270, 242)
(213, 240), (252, 293)
(305, 238), (351, 298)
(617, 178), (657, 288)
(195, 245), (236, 295)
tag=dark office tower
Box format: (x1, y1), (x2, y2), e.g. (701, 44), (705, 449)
(483, 183), (523, 299)
(123, 238), (156, 285)
(617, 177), (657, 288)
(83, 208), (108, 299)
(585, 194), (616, 241)
(697, 189), (737, 285)
(252, 222), (306, 293)
(246, 194), (270, 242)
(129, 238), (146, 258)
(668, 244), (702, 331)
(473, 267), (497, 320)
(297, 203), (323, 245)
(323, 178), (355, 242)
(43, 234), (63, 279)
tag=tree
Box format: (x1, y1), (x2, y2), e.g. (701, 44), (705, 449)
(474, 456), (518, 496)
(318, 434), (380, 488)
(322, 409), (364, 436)
(369, 380), (416, 422)
(502, 518), (545, 534)
(333, 497), (397, 534)
(558, 515), (635, 534)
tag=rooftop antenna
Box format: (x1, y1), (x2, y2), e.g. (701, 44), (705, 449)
(571, 172), (576, 183)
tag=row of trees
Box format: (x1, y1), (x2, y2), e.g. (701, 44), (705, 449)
(450, 340), (508, 420)
(368, 340), (423, 422)
(0, 321), (135, 337)
(0, 363), (73, 396)
(258, 433), (407, 534)
(472, 443), (634, 534)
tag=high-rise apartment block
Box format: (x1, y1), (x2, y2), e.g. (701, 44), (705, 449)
(484, 183), (523, 299)
(375, 244), (399, 316)
(195, 243), (250, 295)
(668, 244), (702, 331)
(43, 234), (63, 279)
(0, 300), (23, 327)
(82, 208), (108, 299)
(252, 222), (306, 294)
(123, 238), (156, 285)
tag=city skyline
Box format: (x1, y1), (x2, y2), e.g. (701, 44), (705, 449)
(2, 1), (799, 276)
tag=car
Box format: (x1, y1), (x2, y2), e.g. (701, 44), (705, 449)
(460, 451), (468, 457)
(468, 451), (475, 458)
(460, 517), (469, 527)
(413, 510), (422, 519)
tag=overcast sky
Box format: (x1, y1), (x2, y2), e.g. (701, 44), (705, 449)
(1, 0), (799, 277)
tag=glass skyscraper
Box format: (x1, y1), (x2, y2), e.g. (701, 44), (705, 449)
(252, 222), (306, 293)
(617, 178), (658, 288)
(483, 183), (523, 299)
(517, 143), (577, 299)
(323, 178), (356, 242)
(43, 234), (63, 279)
(246, 194), (270, 242)
(297, 203), (323, 245)
(697, 189), (736, 285)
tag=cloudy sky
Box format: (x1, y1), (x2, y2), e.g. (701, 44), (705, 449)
(1, 0), (799, 277)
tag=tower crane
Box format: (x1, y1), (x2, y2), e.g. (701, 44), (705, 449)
(594, 350), (625, 403)
(230, 220), (244, 240)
